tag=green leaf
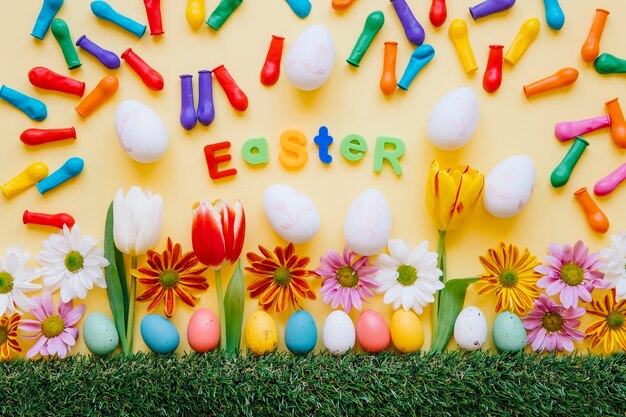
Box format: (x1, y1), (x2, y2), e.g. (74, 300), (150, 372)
(104, 202), (128, 353)
(223, 260), (245, 354)
(115, 245), (128, 325)
(430, 277), (479, 352)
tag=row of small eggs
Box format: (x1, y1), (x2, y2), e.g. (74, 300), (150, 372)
(81, 305), (528, 355)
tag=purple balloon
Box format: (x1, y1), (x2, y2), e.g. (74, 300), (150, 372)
(391, 0), (425, 46)
(180, 74), (197, 131)
(75, 35), (120, 69)
(197, 70), (215, 126)
(469, 0), (516, 20)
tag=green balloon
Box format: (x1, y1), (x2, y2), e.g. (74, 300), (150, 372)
(206, 0), (243, 31)
(51, 18), (81, 70)
(594, 53), (626, 75)
(551, 136), (588, 188)
(347, 10), (385, 68)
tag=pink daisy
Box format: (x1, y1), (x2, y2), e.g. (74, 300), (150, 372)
(315, 246), (378, 313)
(19, 292), (85, 359)
(523, 294), (585, 352)
(535, 241), (608, 308)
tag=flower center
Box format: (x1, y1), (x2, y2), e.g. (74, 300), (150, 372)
(336, 266), (359, 288)
(607, 311), (625, 329)
(542, 312), (564, 332)
(397, 265), (417, 286)
(0, 326), (8, 345)
(65, 251), (84, 273)
(273, 266), (292, 286)
(41, 316), (65, 338)
(560, 263), (584, 286)
(499, 269), (518, 288)
(159, 270), (180, 289)
(0, 272), (14, 294)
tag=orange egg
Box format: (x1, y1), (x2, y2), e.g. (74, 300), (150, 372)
(356, 309), (390, 353)
(187, 308), (220, 353)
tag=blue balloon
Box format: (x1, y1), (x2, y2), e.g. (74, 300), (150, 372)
(90, 1), (147, 38)
(0, 85), (47, 121)
(543, 0), (564, 30)
(37, 157), (84, 194)
(285, 0), (311, 19)
(31, 0), (64, 39)
(397, 44), (435, 91)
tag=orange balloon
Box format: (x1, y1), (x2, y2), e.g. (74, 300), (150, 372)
(605, 98), (626, 148)
(332, 0), (355, 10)
(380, 41), (398, 96)
(75, 76), (118, 117)
(574, 187), (609, 234)
(581, 8), (609, 62)
(523, 67), (578, 98)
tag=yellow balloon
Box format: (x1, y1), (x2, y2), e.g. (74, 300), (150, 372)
(448, 19), (478, 73)
(1, 162), (48, 198)
(390, 310), (424, 353)
(186, 0), (205, 29)
(245, 311), (278, 355)
(504, 18), (540, 65)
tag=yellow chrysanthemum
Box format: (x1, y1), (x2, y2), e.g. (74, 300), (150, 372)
(477, 242), (540, 315)
(586, 290), (626, 353)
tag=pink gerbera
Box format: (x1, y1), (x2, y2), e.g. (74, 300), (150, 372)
(315, 246), (378, 313)
(19, 292), (85, 359)
(535, 241), (607, 308)
(523, 294), (585, 352)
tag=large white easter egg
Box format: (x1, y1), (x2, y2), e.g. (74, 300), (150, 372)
(343, 189), (391, 256)
(453, 306), (487, 351)
(115, 100), (168, 163)
(483, 155), (535, 218)
(322, 310), (355, 355)
(427, 87), (479, 151)
(264, 184), (321, 244)
(285, 25), (335, 91)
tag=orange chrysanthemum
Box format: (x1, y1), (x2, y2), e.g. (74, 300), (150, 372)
(245, 243), (316, 313)
(135, 238), (209, 318)
(477, 242), (540, 315)
(586, 290), (626, 353)
(0, 313), (21, 361)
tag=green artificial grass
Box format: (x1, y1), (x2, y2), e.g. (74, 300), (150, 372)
(0, 351), (625, 416)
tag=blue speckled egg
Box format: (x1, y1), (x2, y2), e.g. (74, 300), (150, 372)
(140, 314), (180, 354)
(285, 310), (317, 355)
(492, 311), (527, 353)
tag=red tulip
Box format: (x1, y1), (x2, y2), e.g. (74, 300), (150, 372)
(192, 199), (245, 269)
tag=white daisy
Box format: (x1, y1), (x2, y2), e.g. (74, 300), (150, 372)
(37, 225), (109, 303)
(600, 230), (626, 301)
(0, 245), (41, 315)
(374, 239), (444, 314)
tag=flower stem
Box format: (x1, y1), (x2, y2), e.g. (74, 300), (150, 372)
(126, 256), (137, 354)
(433, 230), (446, 333)
(215, 269), (226, 351)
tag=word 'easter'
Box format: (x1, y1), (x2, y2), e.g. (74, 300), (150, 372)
(203, 126), (406, 180)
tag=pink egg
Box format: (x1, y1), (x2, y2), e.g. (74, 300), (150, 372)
(187, 308), (220, 353)
(356, 309), (390, 353)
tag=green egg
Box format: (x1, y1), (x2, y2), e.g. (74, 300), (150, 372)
(83, 312), (119, 356)
(492, 311), (527, 353)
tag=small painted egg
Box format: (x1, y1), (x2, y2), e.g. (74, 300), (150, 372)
(285, 25), (335, 91)
(115, 99), (169, 163)
(322, 310), (355, 355)
(492, 311), (527, 353)
(427, 87), (479, 151)
(187, 308), (220, 353)
(454, 306), (487, 351)
(483, 155), (535, 218)
(83, 312), (119, 356)
(140, 314), (180, 354)
(285, 310), (317, 355)
(356, 310), (390, 353)
(343, 189), (392, 256)
(264, 184), (321, 244)
(245, 311), (278, 355)
(389, 310), (424, 353)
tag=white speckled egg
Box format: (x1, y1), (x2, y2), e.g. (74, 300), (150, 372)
(427, 87), (479, 151)
(344, 189), (391, 256)
(285, 25), (335, 91)
(454, 306), (487, 351)
(483, 155), (535, 218)
(115, 100), (169, 163)
(264, 184), (320, 244)
(322, 310), (355, 355)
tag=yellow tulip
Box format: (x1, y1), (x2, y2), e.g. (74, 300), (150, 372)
(426, 160), (484, 232)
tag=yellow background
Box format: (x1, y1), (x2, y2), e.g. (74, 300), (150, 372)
(0, 0), (624, 355)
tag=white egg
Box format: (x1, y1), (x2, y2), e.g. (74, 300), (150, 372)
(344, 189), (391, 256)
(115, 100), (168, 163)
(483, 155), (535, 218)
(427, 87), (479, 151)
(285, 25), (335, 91)
(322, 310), (355, 355)
(454, 306), (487, 351)
(263, 184), (321, 244)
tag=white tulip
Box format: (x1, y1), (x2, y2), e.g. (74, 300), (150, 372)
(113, 186), (163, 256)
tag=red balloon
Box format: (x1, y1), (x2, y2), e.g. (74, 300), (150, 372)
(429, 0), (447, 27)
(143, 0), (164, 35)
(260, 35), (285, 86)
(20, 127), (76, 145)
(213, 65), (248, 112)
(28, 67), (85, 97)
(483, 45), (503, 93)
(23, 210), (75, 229)
(121, 48), (164, 91)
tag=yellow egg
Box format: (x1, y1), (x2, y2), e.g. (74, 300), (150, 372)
(245, 311), (278, 355)
(390, 310), (424, 353)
